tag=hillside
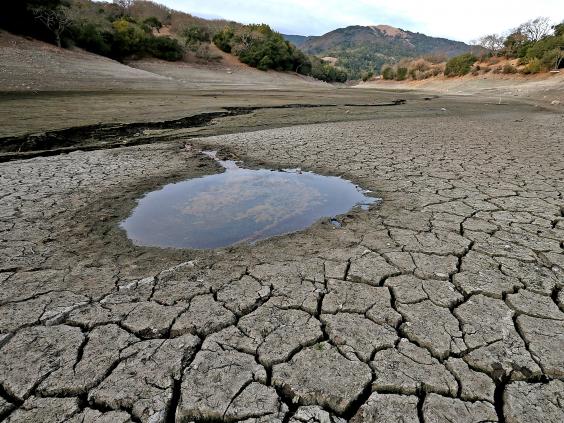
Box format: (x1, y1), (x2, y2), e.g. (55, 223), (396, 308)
(285, 25), (473, 78)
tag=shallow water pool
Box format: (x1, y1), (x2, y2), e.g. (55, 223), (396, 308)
(121, 152), (378, 249)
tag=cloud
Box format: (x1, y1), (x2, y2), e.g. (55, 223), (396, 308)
(161, 0), (563, 41)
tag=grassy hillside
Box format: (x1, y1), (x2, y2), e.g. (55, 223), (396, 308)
(287, 25), (472, 78)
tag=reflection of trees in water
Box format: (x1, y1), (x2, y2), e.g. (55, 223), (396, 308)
(179, 171), (323, 229)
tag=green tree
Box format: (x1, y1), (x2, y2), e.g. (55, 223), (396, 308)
(183, 25), (211, 46)
(381, 66), (395, 80)
(444, 53), (477, 76)
(143, 16), (162, 33)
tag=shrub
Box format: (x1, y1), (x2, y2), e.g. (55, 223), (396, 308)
(73, 22), (112, 56)
(444, 53), (477, 76)
(213, 26), (234, 52)
(191, 43), (221, 61)
(361, 70), (374, 81)
(502, 63), (517, 74)
(183, 25), (211, 46)
(395, 67), (408, 81)
(521, 58), (542, 74)
(143, 16), (162, 32)
(147, 36), (183, 61)
(111, 18), (147, 58)
(381, 66), (395, 80)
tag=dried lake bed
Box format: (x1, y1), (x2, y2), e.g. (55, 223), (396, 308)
(0, 92), (563, 422)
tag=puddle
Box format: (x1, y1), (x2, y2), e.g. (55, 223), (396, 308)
(120, 151), (379, 249)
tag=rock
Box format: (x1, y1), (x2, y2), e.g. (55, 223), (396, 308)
(422, 394), (497, 422)
(504, 380), (564, 423)
(445, 358), (495, 402)
(516, 315), (564, 378)
(398, 300), (465, 359)
(171, 294), (236, 337)
(321, 313), (397, 361)
(237, 303), (323, 366)
(350, 393), (418, 423)
(371, 339), (457, 396)
(272, 342), (372, 414)
(89, 334), (199, 422)
(0, 325), (83, 400)
(5, 397), (80, 423)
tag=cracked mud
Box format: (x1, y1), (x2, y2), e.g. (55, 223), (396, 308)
(0, 101), (563, 423)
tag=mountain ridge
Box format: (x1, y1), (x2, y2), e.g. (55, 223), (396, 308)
(283, 24), (473, 78)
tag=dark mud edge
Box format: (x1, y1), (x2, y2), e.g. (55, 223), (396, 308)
(0, 101), (406, 162)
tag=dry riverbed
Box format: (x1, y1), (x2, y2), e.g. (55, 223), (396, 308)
(0, 92), (563, 423)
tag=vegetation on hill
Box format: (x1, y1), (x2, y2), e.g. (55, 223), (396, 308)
(213, 24), (347, 82)
(287, 25), (472, 79)
(0, 0), (348, 82)
(379, 18), (563, 81)
(1, 0), (185, 60)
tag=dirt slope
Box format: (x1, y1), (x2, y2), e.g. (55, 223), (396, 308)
(0, 31), (327, 92)
(359, 71), (564, 105)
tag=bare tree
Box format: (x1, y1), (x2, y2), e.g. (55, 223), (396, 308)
(114, 0), (135, 16)
(518, 17), (553, 42)
(477, 34), (505, 54)
(31, 6), (72, 48)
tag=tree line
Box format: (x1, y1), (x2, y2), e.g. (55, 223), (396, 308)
(379, 17), (563, 81)
(0, 0), (348, 82)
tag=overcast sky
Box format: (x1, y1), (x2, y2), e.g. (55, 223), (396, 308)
(158, 0), (563, 42)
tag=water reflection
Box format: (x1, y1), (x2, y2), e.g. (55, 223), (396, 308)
(121, 152), (378, 249)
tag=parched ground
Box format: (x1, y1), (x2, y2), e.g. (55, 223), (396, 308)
(0, 98), (563, 423)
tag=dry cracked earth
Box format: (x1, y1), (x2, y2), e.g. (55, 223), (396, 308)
(0, 103), (563, 423)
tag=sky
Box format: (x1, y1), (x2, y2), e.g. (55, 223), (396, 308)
(158, 0), (563, 42)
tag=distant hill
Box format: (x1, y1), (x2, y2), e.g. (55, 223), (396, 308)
(283, 34), (309, 47)
(284, 25), (473, 78)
